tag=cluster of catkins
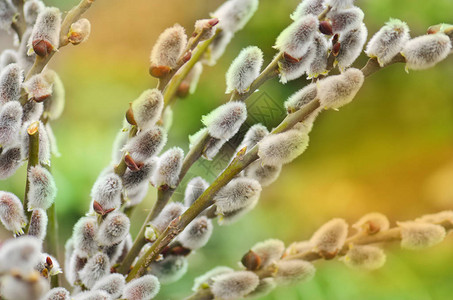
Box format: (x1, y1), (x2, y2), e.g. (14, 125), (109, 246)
(191, 210), (453, 299)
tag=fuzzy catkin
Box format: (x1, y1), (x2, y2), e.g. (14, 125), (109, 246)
(0, 101), (23, 146)
(278, 47), (315, 83)
(0, 0), (16, 30)
(192, 266), (234, 292)
(214, 177), (262, 214)
(90, 172), (122, 212)
(27, 165), (57, 211)
(244, 161), (282, 187)
(275, 15), (319, 59)
(251, 239), (285, 268)
(226, 46), (263, 93)
(41, 287), (70, 300)
(274, 259), (316, 285)
(29, 7), (61, 56)
(291, 0), (325, 19)
(258, 129), (309, 166)
(336, 23), (368, 69)
(122, 161), (156, 191)
(211, 271), (259, 300)
(237, 124), (269, 153)
(0, 191), (27, 234)
(153, 147), (184, 188)
(310, 218), (348, 255)
(28, 208), (48, 240)
(72, 216), (99, 258)
(184, 176), (209, 207)
(0, 146), (23, 179)
(211, 0), (259, 34)
(122, 275), (160, 300)
(96, 212), (130, 246)
(365, 18), (410, 66)
(149, 255), (188, 284)
(0, 63), (23, 104)
(202, 101), (247, 140)
(79, 252), (110, 289)
(352, 212), (390, 234)
(124, 126), (167, 163)
(68, 18), (91, 45)
(342, 245), (386, 270)
(0, 274), (49, 300)
(0, 49), (18, 69)
(284, 83), (317, 113)
(130, 89), (164, 130)
(307, 33), (329, 78)
(327, 7), (364, 34)
(92, 273), (126, 299)
(398, 221), (446, 250)
(24, 0), (45, 26)
(152, 202), (185, 232)
(150, 24), (187, 69)
(178, 216), (213, 250)
(0, 235), (42, 273)
(23, 73), (53, 102)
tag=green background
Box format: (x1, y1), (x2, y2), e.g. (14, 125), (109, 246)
(1, 0), (453, 299)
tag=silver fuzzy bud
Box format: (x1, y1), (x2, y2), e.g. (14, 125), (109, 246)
(42, 287), (70, 300)
(122, 275), (160, 300)
(72, 216), (99, 258)
(192, 266), (234, 292)
(0, 235), (42, 273)
(92, 273), (126, 299)
(152, 202), (185, 233)
(244, 161), (282, 187)
(150, 24), (187, 69)
(149, 255), (188, 284)
(211, 0), (259, 34)
(153, 147), (184, 188)
(0, 273), (49, 300)
(214, 177), (261, 214)
(0, 49), (18, 69)
(237, 123), (269, 153)
(335, 23), (368, 70)
(211, 270), (259, 300)
(96, 212), (130, 247)
(123, 160), (156, 191)
(274, 259), (316, 285)
(24, 0), (45, 27)
(258, 129), (309, 166)
(398, 221), (446, 250)
(0, 101), (23, 146)
(123, 126), (167, 163)
(0, 146), (23, 179)
(28, 7), (61, 57)
(310, 218), (348, 257)
(291, 0), (325, 20)
(278, 47), (315, 83)
(0, 191), (27, 235)
(184, 176), (209, 207)
(27, 165), (57, 211)
(251, 239), (285, 268)
(307, 33), (329, 78)
(90, 173), (123, 212)
(284, 83), (317, 113)
(79, 252), (110, 289)
(341, 245), (386, 270)
(68, 18), (91, 45)
(226, 46), (263, 94)
(28, 208), (48, 240)
(0, 0), (16, 31)
(202, 101), (247, 140)
(0, 63), (23, 104)
(327, 7), (364, 34)
(178, 216), (213, 250)
(129, 89), (164, 130)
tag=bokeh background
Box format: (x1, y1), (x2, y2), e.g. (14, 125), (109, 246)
(1, 0), (453, 299)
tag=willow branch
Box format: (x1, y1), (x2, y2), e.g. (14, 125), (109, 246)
(11, 0), (26, 41)
(361, 54), (406, 77)
(24, 122), (40, 231)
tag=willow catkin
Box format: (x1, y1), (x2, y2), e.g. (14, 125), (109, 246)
(327, 6), (364, 34)
(225, 46), (263, 94)
(214, 177), (262, 214)
(0, 191), (27, 235)
(150, 24), (187, 69)
(335, 23), (368, 70)
(258, 129), (309, 166)
(291, 0), (325, 19)
(79, 252), (110, 289)
(211, 0), (259, 34)
(153, 147), (184, 188)
(0, 101), (23, 146)
(68, 18), (91, 45)
(92, 273), (126, 299)
(202, 101), (247, 140)
(122, 275), (160, 300)
(96, 212), (130, 247)
(0, 63), (23, 104)
(28, 7), (61, 57)
(27, 165), (57, 211)
(211, 271), (259, 300)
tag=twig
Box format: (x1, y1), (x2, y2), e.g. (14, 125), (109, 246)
(24, 122), (40, 230)
(11, 0), (26, 41)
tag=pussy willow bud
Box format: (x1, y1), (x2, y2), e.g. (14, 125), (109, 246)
(149, 255), (188, 284)
(126, 127), (167, 163)
(79, 252), (110, 289)
(96, 212), (130, 246)
(66, 251), (86, 285)
(275, 15), (318, 59)
(238, 124), (269, 152)
(92, 273), (126, 299)
(123, 160), (155, 191)
(192, 266), (233, 292)
(291, 0), (325, 20)
(0, 63), (23, 104)
(122, 275), (160, 300)
(246, 278), (276, 299)
(68, 18), (91, 45)
(0, 0), (16, 31)
(0, 235), (42, 273)
(41, 69), (65, 121)
(0, 101), (23, 146)
(326, 0), (355, 10)
(342, 245), (386, 270)
(178, 216), (213, 250)
(284, 83), (317, 113)
(250, 239), (285, 268)
(275, 259), (316, 285)
(72, 216), (98, 258)
(202, 101), (247, 140)
(244, 161), (282, 187)
(28, 208), (48, 240)
(211, 0), (259, 33)
(211, 271), (259, 300)
(42, 287), (70, 300)
(194, 18), (219, 42)
(24, 0), (45, 26)
(152, 202), (185, 232)
(398, 221), (446, 250)
(22, 121), (51, 165)
(258, 129), (309, 166)
(327, 7), (364, 34)
(217, 200), (258, 225)
(335, 23), (368, 70)
(307, 33), (329, 78)
(73, 290), (111, 300)
(128, 89), (164, 130)
(189, 128), (225, 160)
(214, 177), (261, 214)
(278, 48), (315, 83)
(23, 74), (53, 102)
(35, 253), (61, 276)
(90, 173), (122, 213)
(0, 146), (23, 179)
(226, 46), (263, 94)
(125, 182), (149, 207)
(150, 24), (187, 69)
(22, 100), (44, 124)
(153, 147), (184, 188)
(0, 49), (18, 69)
(19, 29), (36, 71)
(310, 218), (348, 258)
(206, 30), (234, 66)
(29, 7), (61, 57)
(0, 191), (27, 234)
(27, 165), (57, 211)
(285, 240), (313, 256)
(1, 273), (49, 300)
(352, 212), (390, 235)
(365, 19), (410, 67)
(415, 211), (453, 225)
(401, 33), (452, 71)
(184, 176), (209, 207)
(317, 67), (364, 109)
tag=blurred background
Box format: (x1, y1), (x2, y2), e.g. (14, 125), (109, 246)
(1, 0), (453, 299)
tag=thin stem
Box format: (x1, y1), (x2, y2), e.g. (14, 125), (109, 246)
(361, 54), (406, 77)
(46, 202), (60, 288)
(24, 123), (40, 231)
(318, 5), (331, 21)
(11, 0), (26, 42)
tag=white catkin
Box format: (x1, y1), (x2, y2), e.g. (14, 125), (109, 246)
(28, 208), (48, 240)
(244, 161), (282, 187)
(284, 241), (313, 256)
(326, 0), (355, 10)
(310, 218), (348, 255)
(192, 266), (234, 292)
(124, 126), (167, 163)
(149, 255), (188, 284)
(211, 0), (259, 33)
(226, 46), (263, 93)
(278, 46), (316, 83)
(0, 273), (49, 300)
(0, 49), (18, 69)
(415, 211), (453, 224)
(217, 199), (258, 225)
(27, 165), (57, 211)
(73, 290), (111, 300)
(274, 15), (319, 59)
(122, 275), (160, 300)
(66, 251), (87, 285)
(206, 30), (234, 66)
(96, 212), (130, 246)
(28, 7), (62, 55)
(327, 6), (364, 34)
(79, 252), (110, 289)
(317, 67), (364, 109)
(307, 33), (329, 78)
(152, 202), (185, 232)
(342, 245), (386, 270)
(0, 146), (23, 179)
(246, 278), (276, 299)
(365, 18), (410, 67)
(202, 101), (247, 140)
(0, 100), (23, 146)
(211, 271), (260, 300)
(0, 191), (27, 234)
(21, 121), (51, 165)
(214, 177), (262, 214)
(336, 22), (368, 70)
(194, 19), (217, 41)
(258, 129), (309, 166)
(22, 98), (44, 124)
(237, 123), (269, 153)
(184, 176), (209, 207)
(284, 83), (317, 113)
(178, 216), (213, 250)
(23, 74), (53, 102)
(35, 253), (61, 276)
(24, 0), (45, 26)
(401, 33), (452, 71)
(72, 216), (99, 258)
(125, 182), (149, 207)
(251, 239), (285, 268)
(189, 128), (225, 160)
(42, 69), (65, 121)
(41, 287), (70, 300)
(68, 18), (91, 45)
(274, 260), (316, 285)
(0, 0), (16, 30)
(130, 89), (164, 130)
(123, 160), (156, 191)
(291, 0), (325, 20)
(153, 147), (184, 188)
(398, 221), (446, 250)
(150, 24), (187, 68)
(0, 235), (42, 273)
(92, 273), (126, 299)
(352, 212), (390, 234)
(0, 63), (23, 104)
(90, 173), (122, 211)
